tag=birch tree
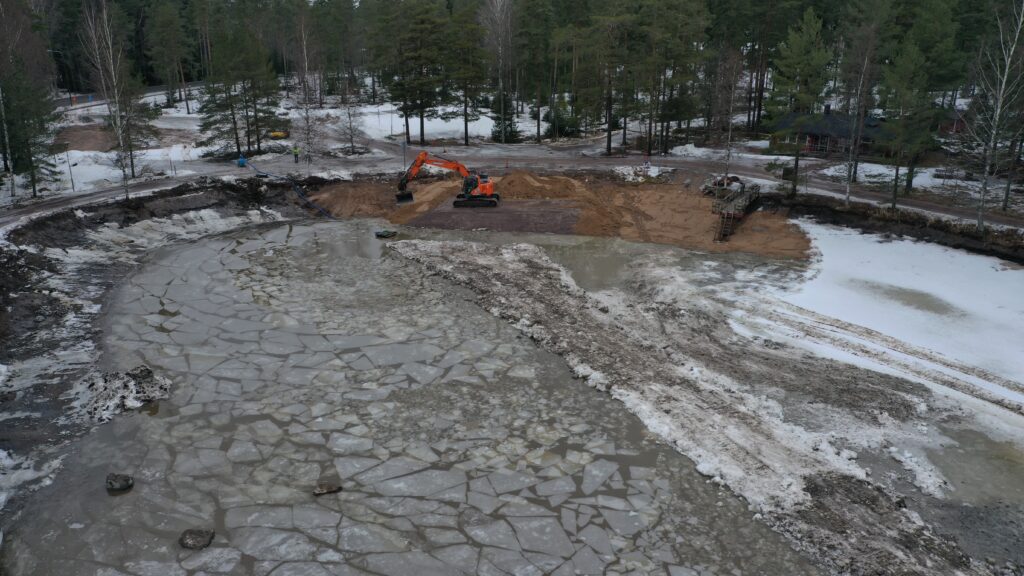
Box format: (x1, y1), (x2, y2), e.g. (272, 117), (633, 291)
(483, 0), (515, 143)
(963, 0), (1024, 229)
(80, 0), (135, 198)
(295, 2), (324, 169)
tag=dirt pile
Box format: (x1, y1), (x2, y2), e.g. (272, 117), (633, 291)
(311, 171), (810, 259)
(311, 178), (458, 224)
(54, 124), (116, 152)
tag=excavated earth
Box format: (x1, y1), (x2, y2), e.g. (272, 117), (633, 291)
(311, 171), (811, 260)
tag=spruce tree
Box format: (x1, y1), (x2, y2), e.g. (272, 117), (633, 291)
(4, 68), (59, 197)
(491, 92), (522, 143)
(881, 37), (932, 207)
(772, 7), (831, 196)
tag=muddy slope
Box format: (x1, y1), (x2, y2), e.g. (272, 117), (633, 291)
(391, 239), (1006, 575)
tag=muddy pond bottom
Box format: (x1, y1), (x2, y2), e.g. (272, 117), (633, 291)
(3, 220), (819, 575)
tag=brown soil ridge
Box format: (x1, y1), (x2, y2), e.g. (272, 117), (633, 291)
(310, 171), (810, 260)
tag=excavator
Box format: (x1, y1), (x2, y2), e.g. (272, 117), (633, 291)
(396, 151), (500, 208)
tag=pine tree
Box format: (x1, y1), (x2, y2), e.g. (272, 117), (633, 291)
(881, 36), (932, 208)
(446, 2), (489, 146)
(772, 7), (831, 196)
(390, 0), (447, 145)
(200, 21), (281, 156)
(146, 1), (191, 109)
(516, 0), (554, 142)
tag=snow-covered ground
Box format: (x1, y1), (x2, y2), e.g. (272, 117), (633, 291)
(356, 104), (542, 142)
(720, 221), (1024, 410)
(783, 222), (1024, 386)
(818, 161), (1024, 214)
(820, 162), (957, 190)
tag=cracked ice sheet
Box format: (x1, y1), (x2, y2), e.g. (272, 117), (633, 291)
(1, 221), (818, 576)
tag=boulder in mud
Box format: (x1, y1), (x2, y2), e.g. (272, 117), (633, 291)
(105, 473), (134, 492)
(178, 529), (215, 550)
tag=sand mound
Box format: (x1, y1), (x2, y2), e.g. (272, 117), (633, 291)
(310, 172), (810, 259)
(495, 171), (563, 199)
(55, 124), (117, 152)
(310, 178), (459, 225)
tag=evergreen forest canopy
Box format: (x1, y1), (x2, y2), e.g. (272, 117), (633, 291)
(2, 0), (1023, 223)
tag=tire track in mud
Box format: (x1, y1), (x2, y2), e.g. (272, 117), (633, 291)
(391, 239), (989, 576)
(732, 300), (1024, 416)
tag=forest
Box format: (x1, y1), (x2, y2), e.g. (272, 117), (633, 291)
(1, 0), (1023, 224)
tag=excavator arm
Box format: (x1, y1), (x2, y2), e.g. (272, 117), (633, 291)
(396, 151), (471, 202)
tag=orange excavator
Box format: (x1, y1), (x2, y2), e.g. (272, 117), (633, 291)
(396, 151), (500, 208)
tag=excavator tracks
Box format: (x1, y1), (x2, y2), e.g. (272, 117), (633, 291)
(453, 194), (500, 208)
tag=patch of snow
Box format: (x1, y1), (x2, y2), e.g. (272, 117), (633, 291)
(0, 449), (65, 515)
(613, 165), (673, 182)
(311, 170), (353, 181)
(670, 144), (724, 160)
(64, 367), (170, 423)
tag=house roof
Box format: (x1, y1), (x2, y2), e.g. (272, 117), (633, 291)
(772, 112), (889, 140)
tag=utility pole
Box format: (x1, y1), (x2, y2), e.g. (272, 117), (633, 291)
(64, 144), (76, 194)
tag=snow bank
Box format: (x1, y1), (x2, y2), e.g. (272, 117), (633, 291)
(613, 165), (673, 182)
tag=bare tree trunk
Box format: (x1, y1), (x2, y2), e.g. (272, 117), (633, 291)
(419, 106), (425, 146)
(81, 0), (131, 198)
(1003, 137), (1020, 211)
(891, 151), (902, 211)
(791, 132), (802, 197)
(463, 92), (470, 146)
(0, 83), (14, 198)
(178, 61), (191, 114)
(605, 66), (612, 155)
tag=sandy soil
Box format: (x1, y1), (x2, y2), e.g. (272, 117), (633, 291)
(53, 125), (117, 152)
(311, 172), (810, 259)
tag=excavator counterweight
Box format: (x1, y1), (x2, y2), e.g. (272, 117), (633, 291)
(396, 151), (499, 208)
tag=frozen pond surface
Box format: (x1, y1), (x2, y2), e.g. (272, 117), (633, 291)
(3, 220), (818, 575)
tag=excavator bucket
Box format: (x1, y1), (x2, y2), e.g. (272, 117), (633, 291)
(395, 191), (414, 204)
